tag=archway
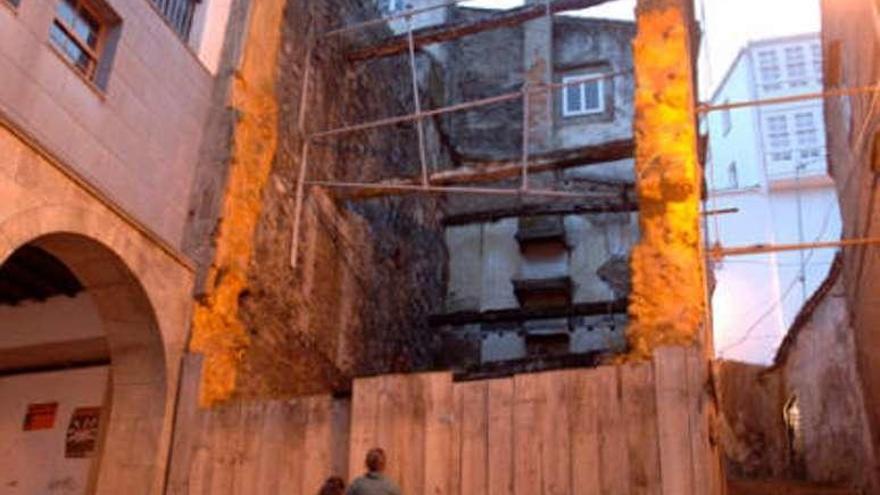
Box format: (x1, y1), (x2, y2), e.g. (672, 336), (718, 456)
(0, 233), (167, 493)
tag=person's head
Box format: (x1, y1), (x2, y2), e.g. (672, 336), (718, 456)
(365, 447), (387, 473)
(319, 476), (345, 495)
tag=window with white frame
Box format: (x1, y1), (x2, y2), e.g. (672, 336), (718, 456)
(785, 46), (808, 88)
(766, 114), (792, 162)
(758, 50), (783, 91)
(811, 43), (822, 82)
(381, 0), (406, 13)
(561, 73), (605, 117)
(794, 111), (822, 162)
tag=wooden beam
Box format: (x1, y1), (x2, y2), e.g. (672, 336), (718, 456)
(443, 200), (638, 226)
(347, 0), (616, 62)
(322, 139), (634, 200)
(429, 299), (627, 327)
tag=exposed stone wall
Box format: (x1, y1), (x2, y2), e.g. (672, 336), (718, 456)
(777, 275), (877, 492)
(222, 0), (448, 398)
(441, 9), (635, 161)
(715, 361), (788, 480)
(716, 257), (877, 492)
(821, 0), (880, 469)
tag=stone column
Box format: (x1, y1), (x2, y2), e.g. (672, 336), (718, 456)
(523, 0), (554, 152)
(628, 0), (708, 358)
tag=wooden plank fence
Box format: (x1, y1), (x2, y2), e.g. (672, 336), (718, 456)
(166, 347), (724, 494)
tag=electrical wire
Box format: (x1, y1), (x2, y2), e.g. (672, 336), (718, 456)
(717, 84), (880, 357)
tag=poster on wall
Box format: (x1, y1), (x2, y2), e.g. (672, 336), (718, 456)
(22, 402), (58, 431)
(65, 407), (102, 458)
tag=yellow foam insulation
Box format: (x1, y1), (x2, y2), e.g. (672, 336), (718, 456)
(628, 3), (707, 358)
(190, 0), (286, 407)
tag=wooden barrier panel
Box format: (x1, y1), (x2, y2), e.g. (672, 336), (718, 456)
(165, 357), (349, 495)
(166, 347), (722, 494)
(347, 347), (721, 495)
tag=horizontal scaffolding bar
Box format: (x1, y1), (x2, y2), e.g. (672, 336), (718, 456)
(305, 180), (616, 199)
(309, 71), (629, 140)
(703, 207), (738, 216)
(347, 0), (615, 61)
(713, 237), (880, 258)
(697, 85), (880, 114)
(304, 139), (634, 200)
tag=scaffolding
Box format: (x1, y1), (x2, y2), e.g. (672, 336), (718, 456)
(288, 0), (880, 271)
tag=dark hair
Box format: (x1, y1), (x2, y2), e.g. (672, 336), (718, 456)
(319, 476), (345, 495)
(365, 447), (386, 472)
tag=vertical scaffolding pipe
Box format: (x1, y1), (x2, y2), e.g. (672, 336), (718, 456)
(290, 27), (315, 269)
(520, 83), (531, 190)
(407, 15), (431, 188)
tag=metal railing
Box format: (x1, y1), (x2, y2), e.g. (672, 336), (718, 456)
(150, 0), (198, 41)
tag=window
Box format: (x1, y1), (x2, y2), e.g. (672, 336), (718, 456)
(785, 46), (808, 87)
(379, 0), (406, 13)
(561, 73), (605, 117)
(766, 114), (792, 162)
(50, 0), (102, 79)
(757, 49), (783, 91)
(811, 43), (822, 82)
(727, 162), (739, 189)
(794, 112), (818, 148)
(148, 0), (198, 40)
(49, 0), (119, 88)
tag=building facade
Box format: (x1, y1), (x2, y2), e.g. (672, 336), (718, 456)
(704, 33), (841, 364)
(405, 6), (641, 371)
(0, 0), (234, 492)
(819, 0), (880, 484)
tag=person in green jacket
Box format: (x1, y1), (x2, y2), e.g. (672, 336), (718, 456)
(345, 448), (402, 495)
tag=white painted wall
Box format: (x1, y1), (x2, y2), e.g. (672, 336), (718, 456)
(0, 367), (109, 495)
(706, 33), (841, 364)
(189, 0), (235, 74)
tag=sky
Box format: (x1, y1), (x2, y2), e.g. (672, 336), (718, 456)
(464, 0), (821, 98)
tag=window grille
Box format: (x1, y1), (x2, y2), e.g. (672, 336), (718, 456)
(150, 0), (199, 41)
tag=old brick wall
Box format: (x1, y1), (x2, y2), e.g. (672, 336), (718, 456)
(233, 0), (448, 398)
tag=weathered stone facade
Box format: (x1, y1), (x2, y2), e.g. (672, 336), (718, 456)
(821, 0), (880, 482)
(191, 0), (450, 401)
(716, 260), (877, 493)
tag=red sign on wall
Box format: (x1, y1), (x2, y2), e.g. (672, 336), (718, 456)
(65, 407), (102, 458)
(22, 402), (58, 431)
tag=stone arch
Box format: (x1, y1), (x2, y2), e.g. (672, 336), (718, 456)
(0, 205), (188, 494)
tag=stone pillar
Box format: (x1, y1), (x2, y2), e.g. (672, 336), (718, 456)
(523, 0), (554, 152)
(628, 0), (707, 358)
(190, 0), (287, 406)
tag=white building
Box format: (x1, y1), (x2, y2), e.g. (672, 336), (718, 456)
(705, 33), (841, 364)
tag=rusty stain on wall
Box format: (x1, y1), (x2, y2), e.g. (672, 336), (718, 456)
(189, 0), (286, 406)
(627, 1), (706, 357)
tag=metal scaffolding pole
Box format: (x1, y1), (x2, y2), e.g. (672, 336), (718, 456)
(406, 16), (431, 188)
(712, 237), (880, 258)
(290, 27), (315, 269)
(304, 180), (614, 198)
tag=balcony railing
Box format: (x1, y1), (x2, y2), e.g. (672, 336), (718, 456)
(150, 0), (199, 41)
